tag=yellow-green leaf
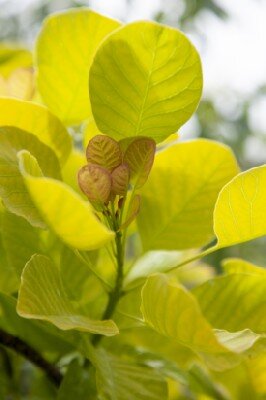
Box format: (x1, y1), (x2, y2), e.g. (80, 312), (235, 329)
(36, 8), (121, 125)
(0, 126), (61, 228)
(18, 150), (114, 250)
(0, 45), (32, 77)
(94, 348), (168, 400)
(62, 148), (86, 192)
(192, 273), (266, 333)
(90, 21), (203, 142)
(0, 98), (72, 164)
(17, 254), (118, 336)
(222, 258), (266, 276)
(141, 274), (265, 371)
(213, 165), (266, 248)
(138, 139), (239, 250)
(2, 211), (41, 276)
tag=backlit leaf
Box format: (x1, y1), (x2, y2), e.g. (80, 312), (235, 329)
(141, 274), (265, 371)
(86, 135), (122, 171)
(78, 164), (112, 203)
(221, 258), (266, 276)
(0, 45), (32, 77)
(138, 139), (239, 250)
(17, 254), (119, 336)
(192, 273), (266, 333)
(36, 8), (120, 125)
(213, 165), (266, 248)
(90, 21), (203, 142)
(19, 150), (114, 250)
(123, 137), (156, 188)
(0, 126), (61, 228)
(0, 98), (72, 164)
(111, 163), (130, 196)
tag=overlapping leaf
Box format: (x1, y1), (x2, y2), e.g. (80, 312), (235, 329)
(137, 139), (239, 250)
(94, 348), (168, 400)
(36, 9), (120, 125)
(0, 45), (32, 77)
(17, 254), (118, 336)
(213, 165), (266, 248)
(141, 274), (265, 371)
(18, 150), (114, 250)
(0, 126), (61, 228)
(90, 21), (203, 142)
(0, 98), (72, 164)
(192, 273), (266, 333)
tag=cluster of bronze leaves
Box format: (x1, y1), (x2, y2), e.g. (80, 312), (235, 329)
(78, 134), (156, 211)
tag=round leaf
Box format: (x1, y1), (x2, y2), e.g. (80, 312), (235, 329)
(90, 21), (203, 142)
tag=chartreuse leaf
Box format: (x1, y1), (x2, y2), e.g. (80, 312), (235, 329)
(36, 9), (120, 125)
(192, 273), (266, 333)
(0, 45), (32, 77)
(213, 165), (266, 248)
(17, 254), (118, 336)
(0, 126), (61, 228)
(0, 223), (18, 294)
(2, 211), (41, 276)
(141, 274), (265, 371)
(222, 258), (266, 276)
(94, 348), (168, 400)
(57, 359), (95, 400)
(90, 21), (203, 142)
(0, 67), (35, 100)
(18, 150), (114, 250)
(138, 139), (239, 251)
(0, 292), (72, 354)
(0, 98), (71, 164)
(62, 148), (86, 192)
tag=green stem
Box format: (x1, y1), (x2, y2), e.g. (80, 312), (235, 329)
(166, 246), (218, 274)
(92, 229), (124, 346)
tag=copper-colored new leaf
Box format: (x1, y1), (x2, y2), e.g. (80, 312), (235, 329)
(86, 135), (122, 171)
(111, 163), (130, 196)
(78, 164), (111, 203)
(123, 137), (156, 188)
(121, 195), (141, 229)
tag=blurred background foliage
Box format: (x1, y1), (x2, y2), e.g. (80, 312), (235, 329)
(0, 0), (265, 266)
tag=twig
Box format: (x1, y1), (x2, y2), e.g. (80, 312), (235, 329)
(0, 328), (63, 387)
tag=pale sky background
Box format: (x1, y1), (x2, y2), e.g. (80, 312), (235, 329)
(1, 0), (266, 153)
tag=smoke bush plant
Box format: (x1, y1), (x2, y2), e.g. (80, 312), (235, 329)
(0, 8), (265, 400)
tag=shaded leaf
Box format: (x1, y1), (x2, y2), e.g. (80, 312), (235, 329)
(0, 126), (61, 228)
(0, 98), (72, 164)
(2, 211), (41, 276)
(17, 254), (119, 336)
(95, 348), (168, 400)
(19, 150), (114, 250)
